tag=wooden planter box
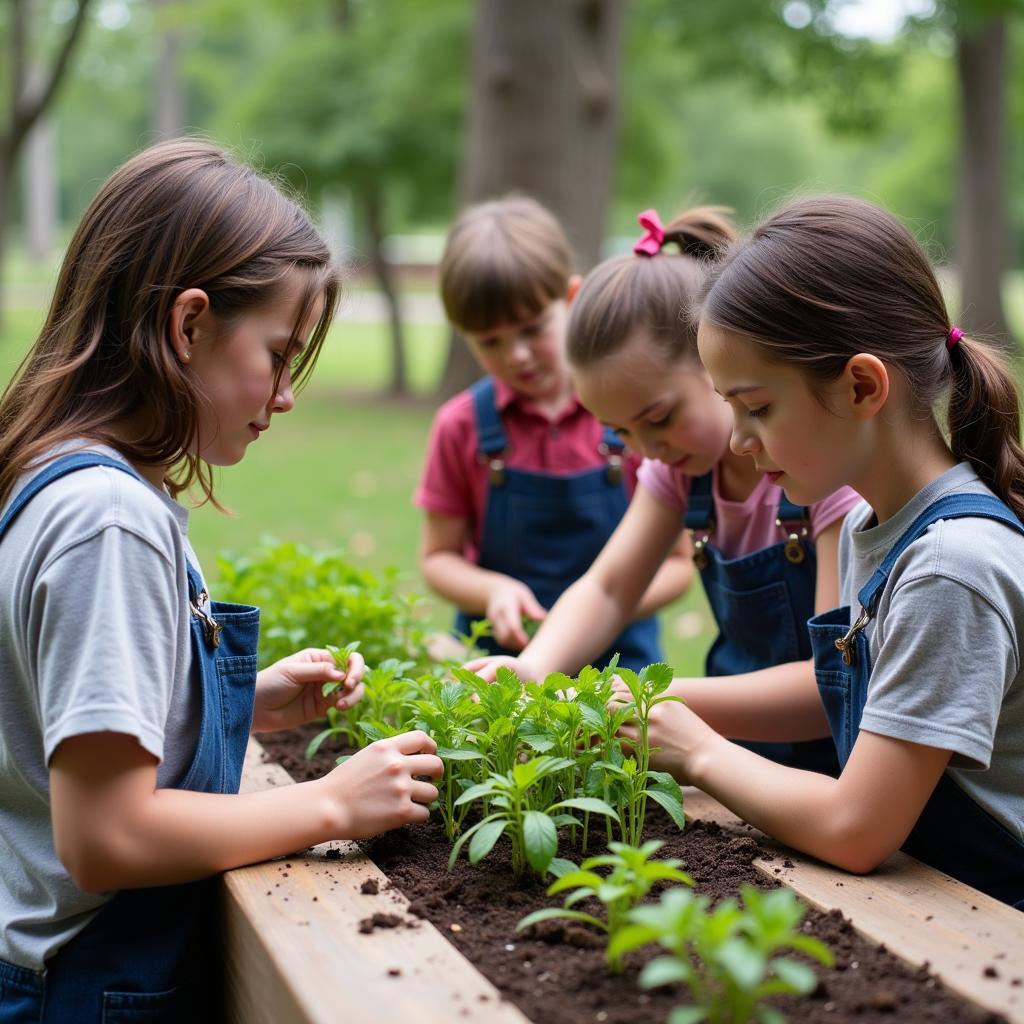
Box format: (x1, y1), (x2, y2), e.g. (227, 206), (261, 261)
(223, 738), (1024, 1024)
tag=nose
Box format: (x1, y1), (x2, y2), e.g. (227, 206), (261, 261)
(637, 432), (667, 461)
(272, 373), (295, 414)
(730, 420), (760, 457)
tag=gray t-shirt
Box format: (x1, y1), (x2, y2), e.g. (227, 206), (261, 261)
(838, 462), (1024, 842)
(0, 443), (202, 969)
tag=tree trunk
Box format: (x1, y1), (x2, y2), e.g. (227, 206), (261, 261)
(954, 16), (1016, 352)
(24, 114), (57, 262)
(364, 188), (407, 397)
(153, 0), (185, 140)
(437, 0), (625, 399)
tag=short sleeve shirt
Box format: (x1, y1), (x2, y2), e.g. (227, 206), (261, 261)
(637, 457), (862, 560)
(414, 377), (640, 561)
(0, 443), (202, 969)
(838, 462), (1024, 841)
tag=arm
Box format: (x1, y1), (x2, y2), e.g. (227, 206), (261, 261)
(419, 511), (546, 651)
(631, 530), (694, 620)
(642, 704), (949, 873)
(49, 728), (443, 892)
(660, 517), (845, 741)
(468, 485), (684, 680)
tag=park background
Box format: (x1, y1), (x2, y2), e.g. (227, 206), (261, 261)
(2, 0), (1023, 674)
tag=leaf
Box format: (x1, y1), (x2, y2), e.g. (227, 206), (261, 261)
(757, 1009), (786, 1024)
(516, 907), (606, 932)
(448, 815), (501, 869)
(468, 819), (508, 865)
(436, 747), (485, 761)
(305, 727), (336, 761)
(454, 780), (501, 806)
(547, 870), (604, 895)
(522, 811), (558, 874)
(714, 938), (766, 990)
(607, 923), (661, 961)
(550, 797), (620, 821)
(639, 954), (691, 989)
(546, 857), (577, 879)
(645, 787), (686, 832)
(770, 957), (818, 994)
(668, 1008), (709, 1024)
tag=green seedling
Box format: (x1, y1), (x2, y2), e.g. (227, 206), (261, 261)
(517, 839), (694, 972)
(322, 641), (361, 697)
(609, 885), (834, 1024)
(449, 755), (619, 879)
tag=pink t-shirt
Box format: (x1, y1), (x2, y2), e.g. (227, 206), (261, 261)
(415, 377), (640, 560)
(637, 458), (861, 560)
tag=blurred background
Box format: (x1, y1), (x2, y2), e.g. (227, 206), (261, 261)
(2, 0), (1022, 673)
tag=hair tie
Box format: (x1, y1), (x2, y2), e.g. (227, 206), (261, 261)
(947, 326), (964, 351)
(633, 208), (666, 257)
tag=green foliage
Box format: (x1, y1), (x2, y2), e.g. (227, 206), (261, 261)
(448, 755), (619, 880)
(517, 839), (694, 972)
(215, 539), (430, 671)
(610, 885), (834, 1024)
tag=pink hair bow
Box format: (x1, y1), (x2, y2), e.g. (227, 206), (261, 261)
(633, 208), (665, 257)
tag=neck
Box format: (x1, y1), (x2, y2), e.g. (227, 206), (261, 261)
(852, 419), (956, 524)
(529, 374), (575, 421)
(717, 444), (763, 502)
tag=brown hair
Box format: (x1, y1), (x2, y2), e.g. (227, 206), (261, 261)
(567, 206), (735, 369)
(0, 138), (340, 508)
(702, 194), (1024, 519)
(439, 196), (573, 333)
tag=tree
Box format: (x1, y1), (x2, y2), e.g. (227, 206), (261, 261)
(0, 0), (93, 315)
(438, 0), (627, 398)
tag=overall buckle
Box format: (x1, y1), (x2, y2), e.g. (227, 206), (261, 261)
(834, 606), (870, 666)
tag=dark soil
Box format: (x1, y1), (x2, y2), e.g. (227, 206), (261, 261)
(258, 725), (1008, 1024)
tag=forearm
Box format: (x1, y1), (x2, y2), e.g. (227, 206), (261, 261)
(632, 554), (693, 620)
(674, 660), (831, 741)
(60, 779), (340, 892)
(421, 550), (508, 616)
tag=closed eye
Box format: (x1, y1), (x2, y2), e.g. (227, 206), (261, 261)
(747, 405), (769, 419)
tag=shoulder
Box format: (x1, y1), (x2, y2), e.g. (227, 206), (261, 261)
(430, 389), (478, 441)
(637, 459), (690, 512)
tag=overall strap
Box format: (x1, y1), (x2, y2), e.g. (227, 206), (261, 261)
(469, 376), (507, 457)
(777, 492), (810, 526)
(0, 453), (140, 541)
(684, 471), (714, 531)
(858, 493), (1024, 615)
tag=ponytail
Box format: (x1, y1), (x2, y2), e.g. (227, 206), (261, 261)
(568, 205), (736, 368)
(948, 336), (1024, 521)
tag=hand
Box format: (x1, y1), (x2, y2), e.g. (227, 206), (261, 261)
(485, 579), (547, 651)
(611, 676), (711, 783)
(324, 730), (444, 838)
(251, 647), (367, 733)
(462, 654), (539, 684)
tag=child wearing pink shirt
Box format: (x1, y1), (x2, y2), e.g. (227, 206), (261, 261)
(416, 197), (693, 667)
(469, 206), (862, 774)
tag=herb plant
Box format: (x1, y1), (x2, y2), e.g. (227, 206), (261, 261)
(517, 839), (694, 971)
(609, 884), (834, 1024)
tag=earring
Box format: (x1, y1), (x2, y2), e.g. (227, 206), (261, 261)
(181, 351), (191, 364)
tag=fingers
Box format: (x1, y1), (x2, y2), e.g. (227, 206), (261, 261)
(411, 780), (440, 805)
(522, 593), (548, 622)
(343, 652), (366, 685)
(334, 681), (364, 711)
(390, 729), (438, 756)
(406, 752), (445, 779)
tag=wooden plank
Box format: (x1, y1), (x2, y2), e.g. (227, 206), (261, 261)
(222, 739), (531, 1024)
(682, 788), (1024, 1023)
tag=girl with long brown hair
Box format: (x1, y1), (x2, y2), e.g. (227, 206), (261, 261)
(647, 194), (1024, 907)
(0, 139), (442, 1021)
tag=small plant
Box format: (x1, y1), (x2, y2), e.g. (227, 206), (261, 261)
(321, 641), (360, 697)
(449, 756), (619, 879)
(609, 885), (834, 1024)
(517, 839), (694, 971)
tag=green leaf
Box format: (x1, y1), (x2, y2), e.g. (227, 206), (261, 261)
(305, 727), (336, 761)
(770, 957), (818, 994)
(550, 797), (620, 821)
(714, 938), (766, 990)
(546, 857), (577, 879)
(645, 787), (686, 831)
(757, 1009), (786, 1024)
(522, 811), (558, 874)
(668, 1008), (708, 1024)
(436, 747), (485, 761)
(548, 870), (604, 895)
(468, 819), (507, 865)
(517, 907), (606, 932)
(607, 923), (660, 961)
(454, 780), (501, 806)
(639, 954), (691, 989)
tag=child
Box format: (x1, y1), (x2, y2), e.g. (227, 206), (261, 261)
(469, 206), (862, 776)
(642, 194), (1024, 907)
(416, 196), (692, 669)
(0, 139), (443, 1021)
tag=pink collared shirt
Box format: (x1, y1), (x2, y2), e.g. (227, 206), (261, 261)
(637, 458), (862, 561)
(415, 377), (640, 560)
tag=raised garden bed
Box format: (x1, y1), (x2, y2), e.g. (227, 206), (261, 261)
(224, 732), (1024, 1024)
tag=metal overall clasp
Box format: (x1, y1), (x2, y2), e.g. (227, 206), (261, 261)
(690, 518), (716, 570)
(597, 441), (624, 485)
(190, 590), (222, 648)
(834, 606), (870, 667)
(777, 517), (808, 564)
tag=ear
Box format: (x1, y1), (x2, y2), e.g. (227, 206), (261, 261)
(565, 274), (582, 305)
(168, 288), (212, 365)
(843, 353), (889, 420)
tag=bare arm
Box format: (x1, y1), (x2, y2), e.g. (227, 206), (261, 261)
(663, 517), (845, 741)
(419, 511), (546, 651)
(631, 529), (694, 620)
(50, 729), (442, 893)
(468, 485), (684, 679)
(642, 702), (950, 873)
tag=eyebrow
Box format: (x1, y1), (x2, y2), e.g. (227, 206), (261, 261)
(722, 384), (766, 398)
(627, 398), (667, 422)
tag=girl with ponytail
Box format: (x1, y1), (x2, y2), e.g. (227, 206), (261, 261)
(469, 206), (862, 778)
(650, 194), (1023, 906)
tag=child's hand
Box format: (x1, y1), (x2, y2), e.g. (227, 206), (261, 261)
(462, 654), (538, 684)
(251, 647), (367, 733)
(323, 730), (444, 838)
(486, 580), (547, 651)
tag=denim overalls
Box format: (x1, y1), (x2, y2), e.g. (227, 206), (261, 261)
(0, 453), (260, 1022)
(453, 376), (661, 672)
(808, 493), (1024, 909)
(685, 471), (839, 775)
